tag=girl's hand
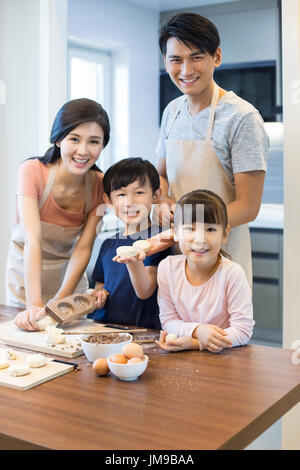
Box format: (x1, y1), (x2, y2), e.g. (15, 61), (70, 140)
(145, 228), (175, 257)
(112, 248), (146, 264)
(14, 305), (46, 331)
(85, 288), (108, 309)
(152, 198), (176, 227)
(155, 330), (199, 352)
(194, 324), (233, 353)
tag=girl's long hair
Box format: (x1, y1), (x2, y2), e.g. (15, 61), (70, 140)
(28, 98), (110, 171)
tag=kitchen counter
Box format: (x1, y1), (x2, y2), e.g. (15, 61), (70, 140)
(249, 204), (284, 230)
(0, 305), (299, 450)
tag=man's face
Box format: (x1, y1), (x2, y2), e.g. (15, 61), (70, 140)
(164, 37), (221, 99)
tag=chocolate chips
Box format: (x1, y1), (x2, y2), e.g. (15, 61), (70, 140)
(83, 333), (131, 344)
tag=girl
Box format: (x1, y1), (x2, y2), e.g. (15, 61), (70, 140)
(156, 189), (254, 353)
(6, 98), (110, 331)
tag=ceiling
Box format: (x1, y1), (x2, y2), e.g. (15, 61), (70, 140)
(125, 0), (247, 12)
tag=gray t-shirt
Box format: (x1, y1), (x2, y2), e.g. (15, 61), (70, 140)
(156, 91), (269, 184)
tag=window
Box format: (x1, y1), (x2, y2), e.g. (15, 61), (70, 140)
(68, 44), (112, 166)
(68, 42), (129, 170)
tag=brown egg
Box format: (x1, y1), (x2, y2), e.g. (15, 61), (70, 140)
(127, 357), (144, 364)
(92, 358), (109, 376)
(122, 343), (144, 359)
(110, 353), (127, 364)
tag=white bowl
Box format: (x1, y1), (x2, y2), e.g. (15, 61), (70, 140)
(107, 354), (148, 381)
(81, 333), (132, 362)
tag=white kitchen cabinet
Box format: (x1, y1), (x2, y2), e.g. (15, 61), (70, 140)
(250, 228), (283, 345)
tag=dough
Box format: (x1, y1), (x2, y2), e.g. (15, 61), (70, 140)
(116, 246), (137, 258)
(9, 363), (30, 377)
(25, 353), (47, 368)
(45, 326), (65, 346)
(166, 333), (177, 343)
(132, 240), (151, 253)
(5, 348), (17, 360)
(37, 315), (58, 330)
(0, 358), (9, 370)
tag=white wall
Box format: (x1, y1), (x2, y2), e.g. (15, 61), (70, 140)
(68, 0), (160, 164)
(0, 0), (67, 304)
(281, 0), (300, 450)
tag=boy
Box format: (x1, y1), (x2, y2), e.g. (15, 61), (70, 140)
(87, 158), (171, 329)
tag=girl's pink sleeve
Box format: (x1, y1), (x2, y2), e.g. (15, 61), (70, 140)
(224, 265), (255, 347)
(17, 159), (42, 200)
(157, 261), (200, 337)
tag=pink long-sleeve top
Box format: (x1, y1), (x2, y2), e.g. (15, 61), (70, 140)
(157, 254), (254, 347)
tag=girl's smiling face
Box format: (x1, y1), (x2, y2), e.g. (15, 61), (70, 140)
(56, 121), (104, 174)
(175, 222), (229, 269)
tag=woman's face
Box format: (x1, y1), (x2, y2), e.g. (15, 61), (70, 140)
(57, 121), (104, 174)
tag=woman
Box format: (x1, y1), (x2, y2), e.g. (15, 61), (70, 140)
(6, 98), (110, 331)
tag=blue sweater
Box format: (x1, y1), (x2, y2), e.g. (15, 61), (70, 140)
(89, 225), (171, 329)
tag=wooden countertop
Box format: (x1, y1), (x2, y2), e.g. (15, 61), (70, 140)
(0, 305), (299, 450)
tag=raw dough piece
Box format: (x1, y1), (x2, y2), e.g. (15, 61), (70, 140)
(9, 363), (30, 377)
(116, 246), (137, 258)
(5, 348), (17, 360)
(132, 240), (151, 253)
(0, 358), (9, 370)
(37, 315), (58, 330)
(45, 326), (65, 346)
(25, 353), (47, 368)
(166, 333), (177, 343)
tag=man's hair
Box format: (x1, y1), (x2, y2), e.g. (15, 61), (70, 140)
(159, 12), (220, 57)
(103, 157), (160, 198)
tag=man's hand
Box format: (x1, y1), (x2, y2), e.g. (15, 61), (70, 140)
(152, 198), (176, 227)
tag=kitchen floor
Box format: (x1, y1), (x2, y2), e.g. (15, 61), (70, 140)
(245, 338), (282, 450)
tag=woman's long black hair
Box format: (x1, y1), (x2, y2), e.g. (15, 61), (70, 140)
(29, 98), (110, 171)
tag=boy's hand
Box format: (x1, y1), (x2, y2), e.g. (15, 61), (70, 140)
(112, 248), (146, 264)
(155, 330), (199, 352)
(85, 288), (108, 309)
(194, 324), (233, 353)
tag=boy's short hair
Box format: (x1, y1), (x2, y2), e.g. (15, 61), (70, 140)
(103, 157), (160, 198)
(159, 12), (220, 57)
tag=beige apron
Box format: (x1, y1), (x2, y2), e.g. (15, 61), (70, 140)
(165, 83), (252, 285)
(5, 163), (91, 308)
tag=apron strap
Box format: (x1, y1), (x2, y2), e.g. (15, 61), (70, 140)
(84, 171), (93, 217)
(205, 82), (219, 140)
(166, 95), (186, 139)
(39, 161), (93, 217)
(38, 162), (58, 211)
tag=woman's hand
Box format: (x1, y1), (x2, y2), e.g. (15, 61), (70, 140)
(14, 305), (46, 331)
(155, 330), (199, 352)
(194, 324), (233, 353)
(85, 288), (108, 309)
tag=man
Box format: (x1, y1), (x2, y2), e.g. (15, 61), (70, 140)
(154, 13), (269, 284)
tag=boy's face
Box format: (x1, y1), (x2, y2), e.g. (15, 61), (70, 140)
(105, 177), (160, 229)
(164, 37), (221, 99)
